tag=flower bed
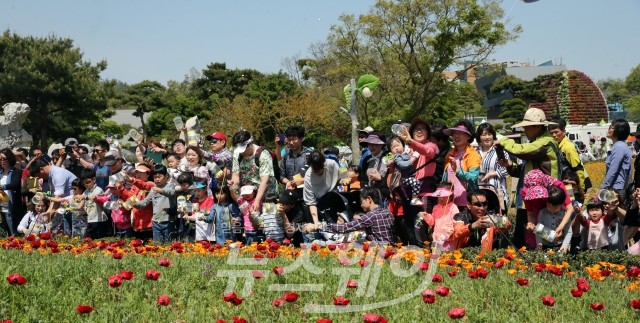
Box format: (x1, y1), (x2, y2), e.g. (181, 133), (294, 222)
(1, 236), (639, 322)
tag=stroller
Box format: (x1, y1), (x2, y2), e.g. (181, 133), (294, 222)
(476, 183), (511, 250)
(315, 191), (366, 243)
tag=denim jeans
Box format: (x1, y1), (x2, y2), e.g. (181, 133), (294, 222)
(2, 211), (16, 236)
(153, 221), (175, 244)
(245, 230), (264, 245)
(114, 227), (134, 238)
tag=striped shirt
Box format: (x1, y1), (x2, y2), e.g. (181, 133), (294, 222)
(261, 210), (285, 242)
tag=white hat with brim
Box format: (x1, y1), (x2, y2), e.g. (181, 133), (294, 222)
(511, 108), (557, 129)
(233, 138), (252, 155)
(240, 185), (256, 196)
(427, 187), (453, 198)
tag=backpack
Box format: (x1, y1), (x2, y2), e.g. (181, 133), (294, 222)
(239, 146), (280, 181)
(547, 142), (592, 190)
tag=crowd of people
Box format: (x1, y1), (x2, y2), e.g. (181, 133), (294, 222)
(0, 107), (639, 254)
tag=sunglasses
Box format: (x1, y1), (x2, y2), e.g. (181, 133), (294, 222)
(471, 201), (489, 207)
(0, 157), (7, 161)
(93, 149), (105, 153)
(210, 139), (220, 144)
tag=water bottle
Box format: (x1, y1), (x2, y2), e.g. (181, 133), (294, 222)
(128, 129), (142, 142)
(391, 123), (407, 135)
(534, 223), (556, 242)
(415, 213), (424, 230)
(172, 116), (184, 131)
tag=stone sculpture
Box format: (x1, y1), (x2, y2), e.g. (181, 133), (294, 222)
(0, 102), (32, 149)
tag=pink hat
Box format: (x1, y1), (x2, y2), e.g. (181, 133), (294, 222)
(522, 169), (556, 201)
(427, 186), (453, 198)
(443, 124), (472, 137)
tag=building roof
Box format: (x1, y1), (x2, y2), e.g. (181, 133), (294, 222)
(504, 65), (567, 81)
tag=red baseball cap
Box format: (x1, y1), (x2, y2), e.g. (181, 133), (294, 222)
(205, 132), (227, 142)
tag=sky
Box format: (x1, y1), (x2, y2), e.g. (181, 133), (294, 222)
(1, 0), (639, 85)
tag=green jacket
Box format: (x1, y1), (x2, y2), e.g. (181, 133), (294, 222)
(501, 130), (560, 179)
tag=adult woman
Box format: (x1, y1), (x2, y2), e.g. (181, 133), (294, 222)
(136, 140), (166, 164)
(359, 133), (389, 200)
(185, 146), (210, 186)
(0, 149), (25, 236)
(475, 123), (509, 211)
(397, 118), (440, 246)
(442, 120), (481, 210)
(602, 119), (632, 205)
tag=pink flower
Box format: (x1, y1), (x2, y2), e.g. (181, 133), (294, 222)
(251, 270), (264, 279)
(273, 266), (285, 276)
(347, 280), (358, 288)
(272, 299), (285, 307)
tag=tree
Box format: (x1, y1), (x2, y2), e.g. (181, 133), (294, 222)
(299, 0), (520, 128)
(0, 30), (112, 148)
(626, 64), (640, 96)
(122, 80), (166, 136)
(191, 62), (263, 105)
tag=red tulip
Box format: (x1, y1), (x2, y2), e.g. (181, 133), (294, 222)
(576, 278), (590, 292)
(445, 259), (456, 266)
(422, 295), (436, 304)
(363, 313), (387, 323)
(422, 289), (435, 297)
(418, 262), (429, 271)
(494, 260), (504, 268)
(339, 258), (350, 266)
(6, 274), (28, 285)
(333, 296), (351, 306)
(548, 266), (563, 276)
(362, 244), (370, 252)
(131, 239), (143, 247)
(158, 258), (172, 267)
(468, 271), (478, 279)
(273, 266), (285, 276)
(145, 270), (160, 280)
(223, 292), (238, 302)
(476, 268), (488, 279)
(630, 298), (640, 309)
(432, 274), (443, 283)
(76, 304), (93, 314)
(435, 286), (450, 297)
(570, 287), (583, 298)
(251, 270), (264, 279)
(272, 299), (285, 307)
(447, 271), (458, 277)
(316, 319), (333, 323)
(232, 317), (247, 323)
(112, 252), (124, 260)
(283, 292), (298, 302)
(282, 238), (291, 246)
(157, 295), (170, 306)
(600, 269), (611, 277)
(447, 308), (466, 319)
(327, 244), (336, 251)
(119, 270), (134, 280)
(38, 232), (52, 240)
(516, 278), (529, 286)
(590, 302), (604, 311)
(347, 279), (358, 288)
(25, 234), (35, 241)
(359, 260), (370, 267)
(541, 295), (555, 306)
(108, 275), (123, 288)
(504, 252), (514, 260)
(0, 319), (14, 323)
(626, 266), (640, 278)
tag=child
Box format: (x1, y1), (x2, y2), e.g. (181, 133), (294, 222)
(387, 135), (421, 204)
(418, 184), (459, 250)
(119, 163), (154, 241)
(339, 165), (361, 192)
(533, 186), (572, 252)
(133, 165), (177, 244)
(205, 185), (241, 244)
(175, 172), (194, 240)
(185, 181), (215, 242)
(259, 194), (286, 243)
(238, 185), (261, 244)
(17, 197), (53, 235)
(80, 168), (107, 239)
(165, 153), (182, 183)
(577, 196), (614, 250)
(94, 181), (133, 238)
(46, 179), (87, 237)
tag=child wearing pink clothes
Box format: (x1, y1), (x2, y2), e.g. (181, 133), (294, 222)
(419, 185), (459, 251)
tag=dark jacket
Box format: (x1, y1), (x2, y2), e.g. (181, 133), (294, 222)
(1, 166), (26, 233)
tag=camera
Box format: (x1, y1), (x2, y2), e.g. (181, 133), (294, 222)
(277, 134), (286, 146)
(65, 145), (74, 155)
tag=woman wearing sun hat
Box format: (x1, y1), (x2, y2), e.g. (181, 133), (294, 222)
(495, 107), (560, 248)
(441, 120), (481, 211)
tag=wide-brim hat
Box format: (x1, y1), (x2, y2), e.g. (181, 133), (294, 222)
(357, 126), (374, 134)
(443, 124), (472, 137)
(240, 185), (256, 196)
(427, 187), (453, 198)
(361, 134), (385, 145)
(511, 108), (557, 129)
(522, 185), (548, 201)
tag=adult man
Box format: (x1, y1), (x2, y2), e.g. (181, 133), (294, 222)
(172, 138), (188, 168)
(104, 152), (125, 175)
(280, 126), (312, 191)
(60, 138), (85, 178)
(452, 190), (511, 250)
(589, 138), (600, 160)
(496, 107), (560, 248)
(229, 130), (278, 214)
(78, 140), (111, 190)
(204, 132), (233, 184)
(548, 117), (590, 195)
(325, 187), (395, 244)
(598, 137), (609, 160)
(29, 159), (76, 198)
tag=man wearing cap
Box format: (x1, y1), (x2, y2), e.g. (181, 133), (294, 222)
(496, 107), (560, 248)
(203, 132), (233, 184)
(229, 130), (278, 214)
